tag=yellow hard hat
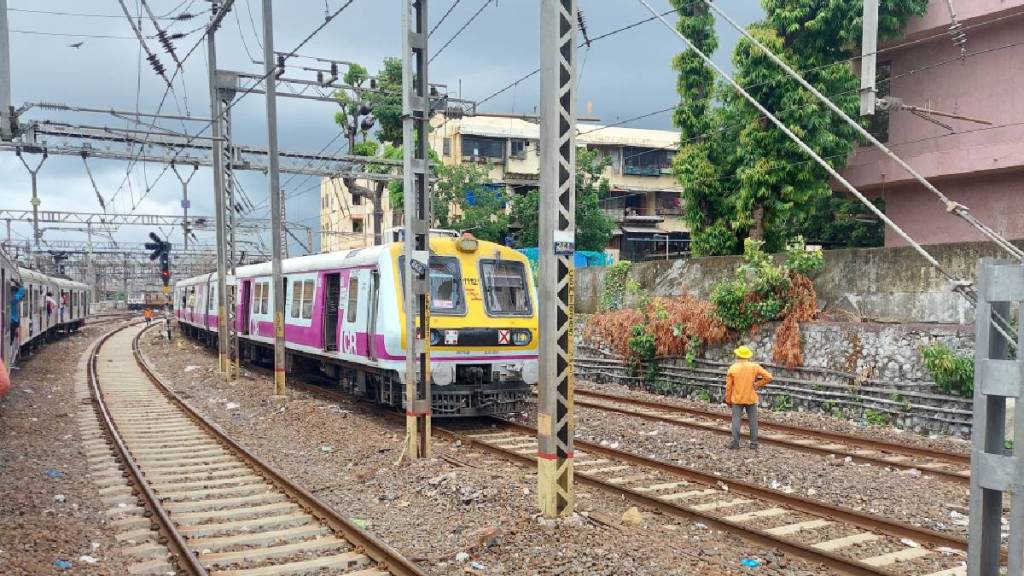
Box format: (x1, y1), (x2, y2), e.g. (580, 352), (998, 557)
(734, 345), (753, 359)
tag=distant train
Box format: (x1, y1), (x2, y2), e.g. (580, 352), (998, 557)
(175, 234), (537, 417)
(127, 292), (168, 311)
(1, 248), (91, 394)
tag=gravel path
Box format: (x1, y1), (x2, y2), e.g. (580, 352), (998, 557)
(141, 329), (836, 575)
(0, 321), (137, 576)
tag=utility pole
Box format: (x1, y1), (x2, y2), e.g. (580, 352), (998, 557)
(0, 0), (13, 141)
(402, 0), (431, 459)
(537, 0), (577, 518)
(859, 0), (879, 116)
(86, 222), (95, 300)
(264, 0), (286, 396)
(208, 2), (230, 376)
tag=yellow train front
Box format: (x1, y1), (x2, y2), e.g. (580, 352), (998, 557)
(388, 234), (538, 416)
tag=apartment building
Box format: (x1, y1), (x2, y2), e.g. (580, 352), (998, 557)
(319, 113), (688, 259)
(429, 114), (688, 261)
(841, 0), (1024, 246)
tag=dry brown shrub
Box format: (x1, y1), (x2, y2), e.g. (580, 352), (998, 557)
(584, 295), (729, 361)
(771, 273), (818, 368)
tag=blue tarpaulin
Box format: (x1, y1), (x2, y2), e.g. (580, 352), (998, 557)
(517, 248), (612, 270)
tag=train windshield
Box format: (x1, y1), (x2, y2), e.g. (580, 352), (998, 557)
(399, 256), (466, 315)
(480, 259), (532, 316)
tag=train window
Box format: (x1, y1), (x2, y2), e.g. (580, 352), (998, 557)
(301, 280), (315, 319)
(480, 259), (532, 316)
(289, 280), (302, 318)
(288, 279), (315, 319)
(398, 256), (466, 315)
(346, 276), (359, 323)
(255, 282), (270, 315)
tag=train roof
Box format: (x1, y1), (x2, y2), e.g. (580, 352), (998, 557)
(15, 267), (89, 290)
(176, 236), (528, 287)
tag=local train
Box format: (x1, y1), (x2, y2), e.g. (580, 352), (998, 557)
(1, 247), (92, 394)
(174, 234), (538, 417)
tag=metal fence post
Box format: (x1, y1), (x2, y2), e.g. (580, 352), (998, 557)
(969, 258), (1023, 575)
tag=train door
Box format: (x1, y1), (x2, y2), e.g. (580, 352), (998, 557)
(1, 267), (6, 362)
(339, 270), (363, 356)
(367, 270), (380, 361)
(240, 280), (251, 335)
(323, 273), (340, 351)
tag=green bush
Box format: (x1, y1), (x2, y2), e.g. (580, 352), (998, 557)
(864, 409), (889, 426)
(770, 394), (792, 412)
(710, 239), (796, 331)
(695, 388), (711, 403)
(627, 324), (657, 383)
(783, 236), (825, 277)
(921, 344), (974, 398)
(600, 261), (633, 311)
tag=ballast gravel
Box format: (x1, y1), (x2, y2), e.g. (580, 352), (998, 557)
(141, 329), (836, 575)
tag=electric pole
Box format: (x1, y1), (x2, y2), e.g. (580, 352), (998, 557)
(264, 0), (286, 396)
(537, 0), (577, 518)
(208, 2), (230, 376)
(402, 0), (431, 459)
(0, 0), (13, 141)
(172, 162), (198, 250)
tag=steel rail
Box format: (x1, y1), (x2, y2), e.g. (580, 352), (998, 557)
(129, 324), (428, 576)
(574, 357), (971, 463)
(87, 321), (209, 576)
(568, 388), (970, 484)
(493, 419), (971, 552)
(437, 422), (899, 576)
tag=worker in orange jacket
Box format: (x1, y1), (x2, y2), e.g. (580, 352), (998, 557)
(725, 345), (773, 449)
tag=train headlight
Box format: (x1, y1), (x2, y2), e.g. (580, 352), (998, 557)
(512, 329), (532, 346)
(456, 232), (478, 252)
(432, 364), (455, 386)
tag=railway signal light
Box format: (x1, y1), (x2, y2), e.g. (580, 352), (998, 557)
(146, 231), (172, 287)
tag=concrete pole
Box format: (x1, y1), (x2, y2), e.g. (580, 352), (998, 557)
(0, 0), (12, 141)
(207, 5), (230, 374)
(537, 0), (577, 518)
(263, 0), (286, 396)
(402, 0), (431, 458)
(86, 222), (95, 301)
(859, 0), (879, 116)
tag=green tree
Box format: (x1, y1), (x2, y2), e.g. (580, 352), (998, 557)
(671, 0), (927, 255)
(509, 147), (614, 252)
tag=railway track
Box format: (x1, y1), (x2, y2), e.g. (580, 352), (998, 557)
(570, 387), (972, 484)
(285, 379), (983, 576)
(88, 323), (424, 576)
(442, 420), (977, 576)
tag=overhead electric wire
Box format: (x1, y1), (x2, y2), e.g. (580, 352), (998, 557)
(429, 0), (463, 37)
(127, 0), (362, 211)
(7, 7), (204, 20)
(429, 0), (493, 64)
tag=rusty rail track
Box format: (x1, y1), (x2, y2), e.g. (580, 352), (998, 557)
(88, 322), (425, 576)
(569, 387), (971, 484)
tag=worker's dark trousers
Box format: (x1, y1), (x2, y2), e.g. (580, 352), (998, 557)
(731, 403), (758, 445)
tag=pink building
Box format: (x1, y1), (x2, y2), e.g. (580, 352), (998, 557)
(839, 0), (1024, 247)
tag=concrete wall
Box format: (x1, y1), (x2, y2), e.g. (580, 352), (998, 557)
(575, 240), (1024, 323)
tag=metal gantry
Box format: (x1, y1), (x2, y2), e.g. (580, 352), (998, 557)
(402, 0), (432, 459)
(969, 259), (1023, 576)
(537, 0), (577, 518)
(208, 2), (233, 378)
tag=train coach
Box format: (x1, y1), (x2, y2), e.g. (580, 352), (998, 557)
(175, 234), (537, 417)
(2, 248), (91, 394)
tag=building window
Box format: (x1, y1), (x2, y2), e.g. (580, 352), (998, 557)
(346, 276), (359, 322)
(461, 135), (505, 161)
(443, 137), (451, 156)
(623, 147), (672, 176)
(510, 139), (527, 159)
(352, 191), (363, 206)
(868, 60), (892, 143)
(353, 219), (364, 234)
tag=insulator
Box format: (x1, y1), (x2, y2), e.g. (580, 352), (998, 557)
(168, 32), (185, 41)
(358, 103), (373, 116)
(174, 12), (195, 21)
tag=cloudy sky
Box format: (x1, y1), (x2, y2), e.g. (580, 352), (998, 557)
(1, 0), (762, 255)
